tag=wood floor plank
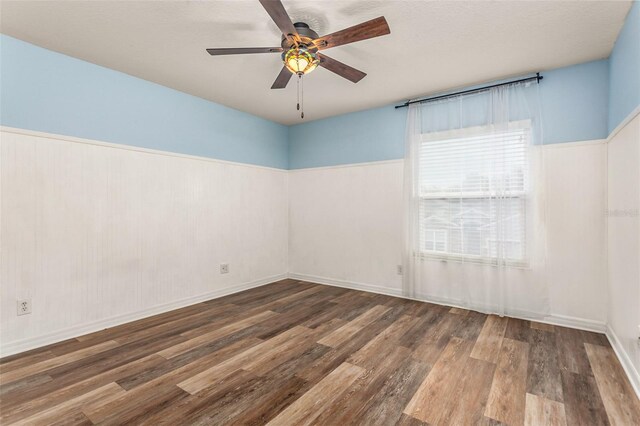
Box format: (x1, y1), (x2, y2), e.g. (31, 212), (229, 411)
(398, 307), (446, 350)
(393, 299), (432, 318)
(296, 307), (403, 383)
(43, 332), (188, 384)
(244, 319), (344, 377)
(312, 346), (412, 425)
(177, 303), (271, 339)
(0, 350), (56, 374)
(0, 354), (166, 424)
(355, 357), (430, 426)
(449, 307), (470, 316)
(471, 314), (509, 363)
(526, 328), (564, 402)
(18, 382), (125, 426)
(299, 301), (358, 329)
(178, 325), (310, 394)
(505, 317), (532, 342)
(45, 333), (131, 357)
(555, 326), (594, 376)
(411, 313), (463, 366)
(484, 338), (530, 425)
(318, 305), (391, 348)
(439, 356), (496, 424)
(215, 281), (309, 307)
(266, 362), (365, 426)
(83, 338), (264, 423)
(0, 373), (52, 399)
(530, 321), (555, 332)
(478, 416), (509, 425)
(331, 290), (371, 305)
(585, 342), (640, 425)
(336, 299), (381, 322)
(112, 303), (239, 345)
(452, 310), (487, 342)
(561, 370), (610, 426)
(133, 369), (259, 425)
(264, 285), (326, 309)
(85, 383), (190, 424)
(271, 285), (344, 315)
(403, 337), (475, 424)
(221, 284), (312, 311)
(0, 340), (119, 384)
(581, 329), (610, 347)
(395, 413), (428, 426)
(524, 392), (568, 426)
(146, 369), (308, 425)
(207, 365), (310, 425)
(1, 279), (637, 425)
(348, 314), (418, 369)
(255, 299), (338, 340)
(227, 373), (316, 424)
(116, 336), (263, 390)
(157, 309), (278, 358)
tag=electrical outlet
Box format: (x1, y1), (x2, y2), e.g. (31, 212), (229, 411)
(397, 265), (403, 275)
(17, 299), (31, 316)
(220, 263), (229, 274)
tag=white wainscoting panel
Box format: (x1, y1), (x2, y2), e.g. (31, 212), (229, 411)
(544, 140), (608, 323)
(289, 161), (405, 292)
(0, 129), (288, 355)
(607, 112), (640, 394)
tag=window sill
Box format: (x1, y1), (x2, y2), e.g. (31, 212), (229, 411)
(417, 252), (529, 269)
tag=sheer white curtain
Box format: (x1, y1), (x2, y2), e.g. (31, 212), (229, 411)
(402, 82), (548, 317)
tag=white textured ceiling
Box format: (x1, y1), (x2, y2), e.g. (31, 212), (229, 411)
(0, 1), (632, 125)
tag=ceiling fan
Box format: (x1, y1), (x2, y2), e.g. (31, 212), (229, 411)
(206, 0), (391, 118)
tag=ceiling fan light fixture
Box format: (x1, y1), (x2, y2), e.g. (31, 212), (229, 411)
(206, 1), (390, 119)
(284, 47), (319, 75)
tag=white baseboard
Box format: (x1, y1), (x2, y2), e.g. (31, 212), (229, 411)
(288, 272), (607, 334)
(0, 273), (287, 358)
(289, 273), (404, 297)
(540, 314), (608, 333)
(606, 325), (640, 399)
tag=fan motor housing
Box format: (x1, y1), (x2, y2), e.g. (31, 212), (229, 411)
(281, 22), (320, 51)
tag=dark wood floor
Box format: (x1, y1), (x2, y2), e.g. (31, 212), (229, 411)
(1, 279), (639, 425)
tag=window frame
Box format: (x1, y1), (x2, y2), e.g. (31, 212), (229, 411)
(417, 119), (532, 267)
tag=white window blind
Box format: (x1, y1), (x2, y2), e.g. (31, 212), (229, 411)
(419, 123), (530, 263)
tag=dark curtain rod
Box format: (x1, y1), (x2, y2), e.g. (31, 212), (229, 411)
(394, 73), (543, 109)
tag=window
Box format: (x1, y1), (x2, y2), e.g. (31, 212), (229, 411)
(419, 122), (530, 264)
(424, 229), (448, 252)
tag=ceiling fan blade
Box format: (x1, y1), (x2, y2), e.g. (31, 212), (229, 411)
(258, 0), (299, 41)
(314, 16), (390, 50)
(206, 47), (283, 56)
(271, 66), (293, 89)
(318, 53), (366, 83)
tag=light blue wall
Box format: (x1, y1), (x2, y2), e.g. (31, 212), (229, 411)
(608, 1), (640, 133)
(540, 60), (610, 144)
(289, 60), (610, 169)
(0, 35), (289, 169)
(288, 105), (406, 169)
(1, 26), (630, 171)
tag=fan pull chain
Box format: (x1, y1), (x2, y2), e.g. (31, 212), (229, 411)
(301, 74), (304, 119)
(296, 75), (300, 111)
